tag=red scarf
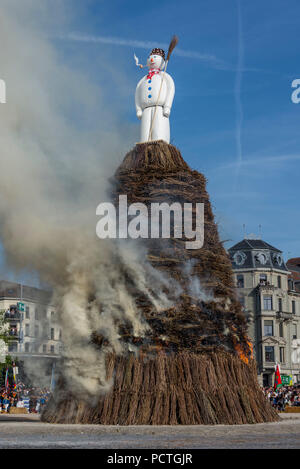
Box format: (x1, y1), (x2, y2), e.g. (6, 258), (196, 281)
(147, 68), (160, 80)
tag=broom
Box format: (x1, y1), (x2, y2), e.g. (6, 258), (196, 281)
(148, 35), (178, 142)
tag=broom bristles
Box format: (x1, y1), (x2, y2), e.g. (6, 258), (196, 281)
(166, 35), (179, 62)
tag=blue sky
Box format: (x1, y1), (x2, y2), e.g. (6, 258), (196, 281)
(51, 0), (300, 259)
(2, 0), (300, 285)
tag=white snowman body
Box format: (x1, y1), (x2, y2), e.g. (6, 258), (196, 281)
(135, 53), (175, 143)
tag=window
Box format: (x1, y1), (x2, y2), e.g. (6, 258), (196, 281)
(25, 343), (30, 353)
(293, 324), (297, 340)
(279, 322), (284, 338)
(59, 329), (62, 340)
(280, 347), (285, 363)
(43, 344), (47, 353)
(264, 320), (273, 336)
(237, 274), (244, 288)
(292, 301), (296, 314)
(35, 325), (39, 338)
(25, 306), (30, 319)
(260, 274), (267, 285)
(35, 308), (39, 320)
(25, 324), (30, 336)
(34, 342), (39, 353)
(263, 374), (271, 387)
(265, 346), (275, 362)
(50, 328), (55, 340)
(277, 276), (281, 288)
(50, 345), (55, 354)
(278, 298), (282, 312)
(263, 296), (273, 310)
(8, 343), (17, 352)
(288, 279), (295, 291)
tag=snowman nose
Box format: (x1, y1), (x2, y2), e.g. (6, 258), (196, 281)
(151, 58), (154, 62)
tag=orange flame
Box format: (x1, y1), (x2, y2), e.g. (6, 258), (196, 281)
(233, 338), (253, 364)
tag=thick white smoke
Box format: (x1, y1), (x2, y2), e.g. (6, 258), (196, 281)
(0, 1), (174, 398)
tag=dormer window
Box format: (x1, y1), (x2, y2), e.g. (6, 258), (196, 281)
(255, 252), (268, 265)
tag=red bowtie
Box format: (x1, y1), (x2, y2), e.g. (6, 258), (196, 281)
(147, 69), (160, 80)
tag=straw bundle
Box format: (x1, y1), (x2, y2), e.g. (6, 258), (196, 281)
(42, 141), (278, 424)
(42, 352), (277, 424)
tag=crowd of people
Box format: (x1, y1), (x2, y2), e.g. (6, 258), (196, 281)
(263, 385), (300, 411)
(0, 382), (50, 414)
(2, 378), (300, 415)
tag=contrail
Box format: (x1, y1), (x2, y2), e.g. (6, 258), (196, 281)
(58, 33), (228, 69)
(233, 0), (244, 191)
(216, 153), (300, 171)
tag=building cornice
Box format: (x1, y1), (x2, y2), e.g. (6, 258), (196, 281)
(232, 267), (290, 275)
(0, 296), (54, 307)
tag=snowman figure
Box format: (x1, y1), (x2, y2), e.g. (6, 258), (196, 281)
(135, 48), (175, 144)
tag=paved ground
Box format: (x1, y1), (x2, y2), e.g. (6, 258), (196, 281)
(0, 413), (299, 448)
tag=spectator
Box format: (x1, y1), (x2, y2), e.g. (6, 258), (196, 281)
(262, 384), (300, 411)
(0, 381), (50, 413)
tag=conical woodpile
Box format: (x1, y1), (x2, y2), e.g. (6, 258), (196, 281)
(111, 141), (252, 356)
(42, 352), (277, 425)
(42, 141), (278, 424)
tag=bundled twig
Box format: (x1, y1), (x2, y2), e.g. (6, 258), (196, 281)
(42, 141), (277, 425)
(42, 352), (278, 425)
(166, 35), (179, 62)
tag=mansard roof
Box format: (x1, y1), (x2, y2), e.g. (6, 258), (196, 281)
(228, 238), (288, 271)
(229, 239), (281, 252)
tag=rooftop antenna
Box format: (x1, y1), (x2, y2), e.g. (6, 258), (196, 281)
(243, 224), (246, 239)
(258, 224), (262, 239)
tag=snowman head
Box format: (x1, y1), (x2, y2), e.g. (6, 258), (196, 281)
(147, 48), (165, 70)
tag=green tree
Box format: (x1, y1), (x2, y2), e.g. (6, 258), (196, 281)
(0, 310), (11, 385)
(0, 309), (9, 362)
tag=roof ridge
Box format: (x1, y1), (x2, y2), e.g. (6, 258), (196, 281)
(245, 239), (253, 249)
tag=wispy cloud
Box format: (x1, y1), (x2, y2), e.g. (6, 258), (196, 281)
(57, 33), (229, 69)
(216, 154), (300, 171)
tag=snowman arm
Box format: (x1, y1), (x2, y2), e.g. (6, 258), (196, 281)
(135, 78), (144, 118)
(163, 73), (175, 112)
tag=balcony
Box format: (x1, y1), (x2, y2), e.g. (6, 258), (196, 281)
(276, 311), (294, 321)
(8, 329), (19, 338)
(4, 310), (21, 321)
(257, 281), (275, 291)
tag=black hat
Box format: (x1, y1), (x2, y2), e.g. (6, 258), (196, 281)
(150, 48), (165, 60)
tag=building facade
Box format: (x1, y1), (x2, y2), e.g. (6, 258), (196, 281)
(228, 239), (300, 386)
(0, 280), (61, 366)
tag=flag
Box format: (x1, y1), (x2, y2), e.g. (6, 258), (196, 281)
(274, 363), (282, 390)
(12, 363), (17, 390)
(50, 361), (56, 392)
(19, 327), (24, 344)
(5, 367), (9, 391)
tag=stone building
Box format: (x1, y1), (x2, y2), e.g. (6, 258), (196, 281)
(228, 238), (300, 386)
(286, 258), (300, 294)
(0, 280), (61, 376)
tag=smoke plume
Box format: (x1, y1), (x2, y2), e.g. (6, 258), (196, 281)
(0, 0), (173, 398)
